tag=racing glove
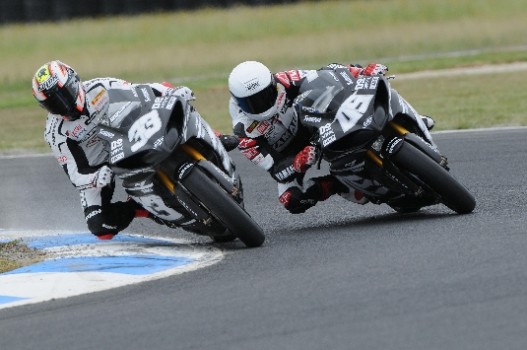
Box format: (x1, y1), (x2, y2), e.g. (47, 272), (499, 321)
(348, 63), (389, 78)
(213, 130), (240, 152)
(91, 165), (113, 189)
(292, 145), (320, 173)
(361, 63), (389, 76)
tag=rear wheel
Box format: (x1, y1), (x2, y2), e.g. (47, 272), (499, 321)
(391, 141), (476, 214)
(181, 167), (265, 247)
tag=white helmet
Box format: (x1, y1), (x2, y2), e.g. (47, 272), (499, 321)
(228, 61), (279, 121)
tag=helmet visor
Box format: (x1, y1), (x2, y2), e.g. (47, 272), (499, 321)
(39, 76), (82, 118)
(235, 79), (278, 115)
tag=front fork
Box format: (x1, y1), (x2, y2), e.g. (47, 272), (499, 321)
(157, 144), (241, 206)
(366, 121), (409, 168)
(365, 121), (451, 199)
(156, 144), (205, 193)
(367, 121), (447, 169)
(364, 121), (426, 197)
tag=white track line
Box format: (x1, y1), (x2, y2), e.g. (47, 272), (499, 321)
(0, 231), (223, 310)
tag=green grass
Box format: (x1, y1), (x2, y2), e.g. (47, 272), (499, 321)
(1, 0), (526, 152)
(391, 71), (527, 130)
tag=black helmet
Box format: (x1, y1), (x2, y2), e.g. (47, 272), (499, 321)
(32, 60), (86, 120)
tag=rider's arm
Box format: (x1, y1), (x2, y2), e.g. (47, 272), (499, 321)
(147, 82), (195, 101)
(234, 130), (301, 184)
(324, 62), (388, 77)
(230, 94), (311, 183)
(232, 117), (297, 184)
(235, 134), (274, 172)
(274, 69), (316, 100)
(44, 115), (99, 189)
(44, 115), (135, 239)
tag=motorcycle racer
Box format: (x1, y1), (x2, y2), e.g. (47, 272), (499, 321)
(228, 61), (435, 214)
(32, 60), (237, 240)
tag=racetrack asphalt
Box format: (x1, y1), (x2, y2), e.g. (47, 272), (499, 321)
(0, 127), (526, 350)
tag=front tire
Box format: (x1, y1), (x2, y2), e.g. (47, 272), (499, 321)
(391, 141), (476, 214)
(182, 167), (265, 247)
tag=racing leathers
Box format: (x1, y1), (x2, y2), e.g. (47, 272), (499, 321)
(44, 78), (196, 239)
(231, 63), (432, 214)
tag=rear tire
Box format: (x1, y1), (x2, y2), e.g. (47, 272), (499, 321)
(391, 141), (476, 214)
(182, 167), (265, 247)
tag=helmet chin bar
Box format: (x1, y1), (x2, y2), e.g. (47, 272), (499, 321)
(64, 103), (86, 121)
(244, 104), (278, 122)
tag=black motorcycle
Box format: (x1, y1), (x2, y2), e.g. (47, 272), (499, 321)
(294, 69), (476, 214)
(96, 87), (265, 247)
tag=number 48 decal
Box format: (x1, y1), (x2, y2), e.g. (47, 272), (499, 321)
(129, 110), (162, 152)
(335, 93), (374, 133)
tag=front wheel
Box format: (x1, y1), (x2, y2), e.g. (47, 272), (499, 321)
(391, 141), (476, 214)
(182, 167), (265, 247)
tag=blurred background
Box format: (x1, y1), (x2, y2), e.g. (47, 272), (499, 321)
(0, 0), (526, 153)
(0, 0), (300, 24)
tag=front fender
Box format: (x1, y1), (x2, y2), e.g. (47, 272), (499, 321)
(177, 159), (240, 201)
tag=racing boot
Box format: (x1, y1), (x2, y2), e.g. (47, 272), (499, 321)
(305, 175), (368, 205)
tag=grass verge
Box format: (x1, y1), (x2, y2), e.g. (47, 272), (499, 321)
(0, 240), (46, 274)
(1, 0), (526, 152)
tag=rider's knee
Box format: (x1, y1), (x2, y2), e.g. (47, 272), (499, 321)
(85, 205), (118, 239)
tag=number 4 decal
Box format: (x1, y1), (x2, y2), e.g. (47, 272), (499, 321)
(129, 110), (162, 152)
(335, 93), (374, 133)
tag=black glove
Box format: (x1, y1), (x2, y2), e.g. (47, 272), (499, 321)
(219, 134), (240, 152)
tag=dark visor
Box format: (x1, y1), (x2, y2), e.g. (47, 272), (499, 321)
(235, 79), (278, 115)
(39, 77), (80, 117)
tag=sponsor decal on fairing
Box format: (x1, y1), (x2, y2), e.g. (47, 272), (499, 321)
(99, 130), (115, 138)
(303, 116), (322, 123)
(111, 153), (124, 163)
(141, 88), (151, 102)
(320, 123), (336, 147)
(340, 71), (354, 86)
(356, 77), (379, 90)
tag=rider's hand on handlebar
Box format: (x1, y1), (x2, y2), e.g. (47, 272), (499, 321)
(293, 145), (320, 173)
(362, 63), (388, 76)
